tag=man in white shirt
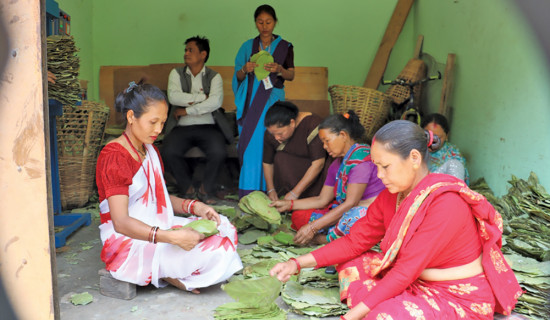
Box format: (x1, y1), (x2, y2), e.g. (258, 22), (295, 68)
(162, 36), (225, 204)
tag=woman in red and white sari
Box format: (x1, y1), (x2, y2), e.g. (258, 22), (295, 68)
(271, 120), (522, 319)
(96, 81), (242, 293)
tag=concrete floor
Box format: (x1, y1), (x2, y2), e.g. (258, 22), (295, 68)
(55, 200), (341, 320)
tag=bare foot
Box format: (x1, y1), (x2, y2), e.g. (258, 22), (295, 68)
(162, 278), (200, 294)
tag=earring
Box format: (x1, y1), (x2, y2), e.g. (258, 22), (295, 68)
(413, 164), (419, 169)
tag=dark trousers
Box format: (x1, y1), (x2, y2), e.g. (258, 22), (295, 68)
(161, 125), (226, 195)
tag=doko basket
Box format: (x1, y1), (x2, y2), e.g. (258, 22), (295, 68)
(328, 85), (391, 141)
(385, 58), (427, 105)
(56, 101), (110, 209)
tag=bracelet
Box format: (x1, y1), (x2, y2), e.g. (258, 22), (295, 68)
(187, 200), (196, 214)
(149, 226), (159, 243)
(190, 201), (198, 215)
(181, 199), (189, 213)
(308, 223), (318, 236)
(241, 66), (247, 74)
(289, 257), (301, 275)
(289, 190), (298, 199)
(267, 188), (276, 194)
(152, 226), (160, 244)
(289, 200), (294, 211)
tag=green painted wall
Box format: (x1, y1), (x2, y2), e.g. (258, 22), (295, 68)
(56, 0), (94, 99)
(408, 0), (550, 196)
(60, 0), (549, 196)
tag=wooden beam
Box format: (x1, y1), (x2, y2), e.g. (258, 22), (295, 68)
(438, 53), (456, 117)
(363, 0), (415, 89)
(413, 35), (424, 59)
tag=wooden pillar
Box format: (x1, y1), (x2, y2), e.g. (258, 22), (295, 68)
(0, 0), (56, 319)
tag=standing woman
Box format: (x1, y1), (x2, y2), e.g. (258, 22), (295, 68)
(96, 81), (242, 293)
(233, 4), (295, 198)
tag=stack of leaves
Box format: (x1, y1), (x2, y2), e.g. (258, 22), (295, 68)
(239, 191), (282, 225)
(250, 50), (274, 81)
(47, 35), (81, 106)
(281, 281), (347, 317)
(505, 253), (549, 319)
(298, 268), (339, 288)
(171, 219), (219, 237)
(214, 276), (286, 320)
(470, 172), (550, 319)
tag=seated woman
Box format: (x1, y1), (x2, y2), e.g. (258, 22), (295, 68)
(263, 101), (331, 202)
(96, 81), (242, 293)
(270, 120), (521, 319)
(422, 113), (469, 184)
(270, 111), (385, 244)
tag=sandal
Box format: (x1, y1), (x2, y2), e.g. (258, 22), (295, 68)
(197, 192), (217, 205)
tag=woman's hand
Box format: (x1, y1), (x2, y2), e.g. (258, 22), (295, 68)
(294, 223), (316, 245)
(169, 228), (205, 251)
(267, 190), (279, 202)
(283, 190), (298, 201)
(269, 199), (292, 212)
(264, 62), (282, 74)
(269, 260), (298, 283)
(242, 61), (257, 74)
(342, 302), (371, 320)
(194, 202), (221, 225)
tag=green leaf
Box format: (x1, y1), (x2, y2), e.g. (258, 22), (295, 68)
(70, 292), (93, 306)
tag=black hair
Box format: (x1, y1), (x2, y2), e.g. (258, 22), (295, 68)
(319, 110), (365, 141)
(373, 120), (442, 163)
(421, 113), (450, 134)
(254, 4), (277, 21)
(185, 35), (210, 63)
(115, 79), (167, 119)
(264, 101), (299, 127)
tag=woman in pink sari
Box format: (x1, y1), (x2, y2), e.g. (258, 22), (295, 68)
(271, 120), (521, 319)
(96, 81), (242, 293)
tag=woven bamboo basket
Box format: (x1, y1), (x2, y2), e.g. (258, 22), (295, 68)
(385, 58), (427, 105)
(57, 101), (110, 209)
(328, 85), (391, 141)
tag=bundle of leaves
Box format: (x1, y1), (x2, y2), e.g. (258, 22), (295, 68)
(47, 35), (81, 106)
(239, 191), (281, 225)
(171, 219), (219, 237)
(281, 281), (347, 317)
(214, 276), (286, 319)
(298, 268), (339, 288)
(471, 172), (550, 319)
(505, 253), (550, 319)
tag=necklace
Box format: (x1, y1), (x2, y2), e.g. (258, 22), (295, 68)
(122, 132), (146, 159)
(396, 192), (406, 211)
(260, 35), (274, 52)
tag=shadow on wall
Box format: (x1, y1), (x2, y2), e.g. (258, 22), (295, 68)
(515, 0), (550, 65)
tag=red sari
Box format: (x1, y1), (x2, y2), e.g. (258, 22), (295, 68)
(311, 174), (521, 319)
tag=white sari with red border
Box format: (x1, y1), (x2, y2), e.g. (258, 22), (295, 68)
(99, 144), (242, 290)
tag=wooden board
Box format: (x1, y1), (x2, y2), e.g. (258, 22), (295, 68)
(438, 53), (456, 117)
(363, 0), (415, 89)
(413, 34), (424, 59)
(100, 64), (329, 125)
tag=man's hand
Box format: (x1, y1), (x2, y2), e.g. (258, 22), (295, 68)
(174, 108), (188, 120)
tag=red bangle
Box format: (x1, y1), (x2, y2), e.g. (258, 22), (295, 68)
(181, 200), (188, 213)
(190, 201), (198, 215)
(289, 257), (301, 275)
(289, 200), (294, 211)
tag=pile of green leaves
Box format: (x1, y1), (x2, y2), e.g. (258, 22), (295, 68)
(239, 191), (282, 225)
(214, 276), (286, 320)
(471, 172), (550, 319)
(281, 281), (347, 317)
(47, 35), (81, 106)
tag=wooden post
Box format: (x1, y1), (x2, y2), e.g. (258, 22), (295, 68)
(363, 0), (415, 89)
(438, 54), (456, 118)
(413, 35), (424, 59)
(0, 0), (56, 319)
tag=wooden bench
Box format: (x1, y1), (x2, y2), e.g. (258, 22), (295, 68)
(99, 64), (330, 159)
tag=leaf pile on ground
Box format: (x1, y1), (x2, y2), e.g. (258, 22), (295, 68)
(471, 172), (550, 319)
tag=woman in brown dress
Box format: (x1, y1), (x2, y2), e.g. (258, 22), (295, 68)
(263, 101), (331, 201)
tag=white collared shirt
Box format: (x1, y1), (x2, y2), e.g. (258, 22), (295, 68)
(167, 66), (224, 126)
